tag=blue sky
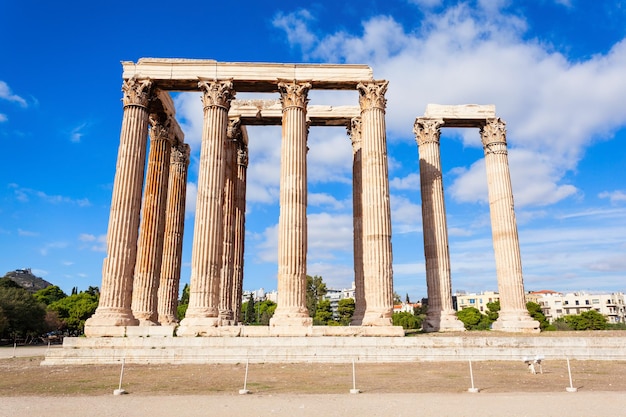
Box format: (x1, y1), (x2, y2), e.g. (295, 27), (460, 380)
(1, 0), (625, 300)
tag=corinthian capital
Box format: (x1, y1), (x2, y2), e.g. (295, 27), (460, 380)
(277, 81), (311, 109)
(228, 118), (242, 141)
(149, 116), (173, 144)
(237, 145), (249, 167)
(356, 80), (388, 111)
(348, 117), (362, 151)
(413, 118), (444, 147)
(171, 143), (191, 166)
(198, 79), (236, 110)
(122, 77), (154, 107)
(480, 118), (507, 147)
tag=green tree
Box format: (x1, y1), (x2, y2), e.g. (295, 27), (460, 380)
(564, 310), (608, 330)
(337, 298), (355, 325)
(486, 301), (500, 322)
(33, 285), (67, 305)
(306, 275), (327, 317)
(257, 300), (277, 325)
(393, 292), (401, 304)
(392, 311), (421, 329)
(0, 286), (47, 340)
(0, 277), (22, 289)
(48, 292), (99, 334)
(313, 299), (333, 325)
(526, 301), (550, 330)
(456, 307), (492, 330)
(177, 284), (190, 320)
(245, 295), (256, 324)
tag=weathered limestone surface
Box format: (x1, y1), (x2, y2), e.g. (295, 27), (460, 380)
(122, 59), (374, 91)
(157, 142), (189, 325)
(178, 80), (235, 335)
(358, 81), (394, 326)
(480, 119), (539, 333)
(414, 118), (464, 332)
(229, 100), (360, 126)
(132, 117), (172, 325)
(270, 81), (313, 327)
(231, 128), (248, 323)
(218, 118), (240, 323)
(424, 104), (496, 127)
(85, 78), (153, 333)
(43, 334), (626, 365)
(348, 117), (365, 325)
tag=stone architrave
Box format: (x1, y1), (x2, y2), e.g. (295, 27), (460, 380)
(480, 118), (539, 333)
(348, 117), (365, 325)
(218, 118), (240, 323)
(270, 81), (313, 327)
(231, 131), (248, 323)
(157, 142), (190, 325)
(357, 81), (394, 326)
(84, 77), (153, 334)
(132, 116), (173, 325)
(414, 118), (464, 332)
(178, 80), (235, 335)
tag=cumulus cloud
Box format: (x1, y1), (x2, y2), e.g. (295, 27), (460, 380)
(273, 5), (626, 208)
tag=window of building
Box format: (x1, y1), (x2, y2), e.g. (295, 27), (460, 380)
(592, 299), (599, 304)
(564, 301), (569, 305)
(469, 299), (475, 304)
(556, 309), (562, 314)
(575, 300), (580, 306)
(585, 300), (590, 305)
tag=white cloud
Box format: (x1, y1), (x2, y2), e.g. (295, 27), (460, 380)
(0, 81), (27, 107)
(309, 192), (347, 210)
(40, 241), (68, 256)
(0, 113), (7, 122)
(599, 190), (626, 204)
(390, 173), (421, 190)
(18, 229), (38, 237)
(185, 182), (197, 216)
(391, 194), (422, 233)
(273, 6), (626, 208)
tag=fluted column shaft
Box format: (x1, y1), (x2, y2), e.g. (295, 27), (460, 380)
(357, 81), (393, 326)
(414, 118), (464, 332)
(218, 119), (240, 322)
(158, 142), (190, 325)
(178, 80), (235, 333)
(231, 137), (248, 323)
(481, 118), (538, 332)
(270, 81), (313, 327)
(349, 117), (365, 325)
(85, 78), (153, 333)
(132, 117), (172, 325)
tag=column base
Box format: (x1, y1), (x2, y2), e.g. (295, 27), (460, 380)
(361, 309), (393, 326)
(269, 307), (313, 327)
(492, 310), (540, 333)
(158, 314), (179, 326)
(84, 308), (138, 336)
(423, 310), (466, 332)
(177, 316), (221, 336)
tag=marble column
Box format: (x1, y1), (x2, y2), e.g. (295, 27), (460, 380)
(270, 81), (313, 327)
(480, 118), (539, 333)
(348, 117), (365, 325)
(414, 118), (465, 332)
(157, 141), (190, 325)
(178, 80), (235, 335)
(231, 132), (248, 323)
(132, 116), (173, 325)
(85, 77), (152, 334)
(218, 118), (240, 323)
(357, 81), (394, 326)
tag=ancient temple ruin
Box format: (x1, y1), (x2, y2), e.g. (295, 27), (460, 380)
(83, 59), (537, 339)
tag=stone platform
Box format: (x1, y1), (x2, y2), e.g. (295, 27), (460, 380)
(41, 332), (626, 365)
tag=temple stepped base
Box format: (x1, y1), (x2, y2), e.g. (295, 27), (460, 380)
(42, 333), (626, 365)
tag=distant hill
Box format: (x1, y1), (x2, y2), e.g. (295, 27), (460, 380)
(2, 268), (53, 292)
